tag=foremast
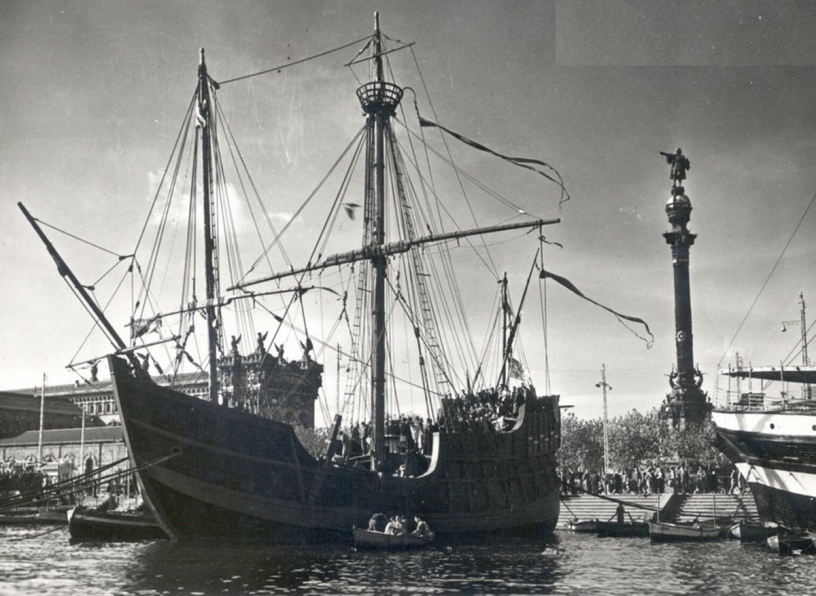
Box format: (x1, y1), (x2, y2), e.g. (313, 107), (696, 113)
(198, 49), (221, 403)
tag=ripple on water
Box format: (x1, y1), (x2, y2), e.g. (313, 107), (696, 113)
(1, 527), (816, 595)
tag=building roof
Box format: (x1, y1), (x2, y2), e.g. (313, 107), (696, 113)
(0, 392), (84, 416)
(4, 370), (208, 399)
(0, 425), (123, 446)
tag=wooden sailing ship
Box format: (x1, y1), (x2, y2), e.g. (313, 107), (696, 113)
(20, 15), (598, 542)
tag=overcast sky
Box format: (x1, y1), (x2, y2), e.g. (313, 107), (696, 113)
(2, 0), (816, 421)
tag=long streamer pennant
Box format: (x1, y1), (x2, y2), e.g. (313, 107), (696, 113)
(540, 268), (654, 348)
(419, 116), (570, 207)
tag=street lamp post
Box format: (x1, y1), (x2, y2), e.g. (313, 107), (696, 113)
(596, 364), (613, 474)
(782, 292), (810, 399)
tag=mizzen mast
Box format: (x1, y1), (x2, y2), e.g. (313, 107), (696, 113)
(198, 49), (221, 403)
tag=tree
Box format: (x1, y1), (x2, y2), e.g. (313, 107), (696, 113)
(607, 409), (662, 471)
(558, 412), (604, 473)
(561, 408), (728, 473)
(662, 419), (728, 468)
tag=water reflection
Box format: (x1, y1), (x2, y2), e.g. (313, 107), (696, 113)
(4, 526), (816, 595)
(122, 534), (564, 595)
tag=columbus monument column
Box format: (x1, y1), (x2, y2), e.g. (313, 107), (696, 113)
(660, 148), (710, 427)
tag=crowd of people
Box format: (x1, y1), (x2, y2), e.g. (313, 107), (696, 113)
(559, 464), (747, 497)
(338, 384), (533, 453)
(328, 384), (537, 478)
(438, 385), (533, 433)
(0, 460), (44, 493)
(336, 416), (433, 461)
(335, 384), (534, 463)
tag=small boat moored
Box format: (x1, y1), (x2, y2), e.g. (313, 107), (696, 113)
(648, 520), (720, 543)
(595, 520), (650, 538)
(728, 519), (778, 543)
(0, 507), (69, 526)
(353, 527), (434, 550)
(567, 519), (598, 533)
(767, 533), (816, 556)
(68, 506), (167, 542)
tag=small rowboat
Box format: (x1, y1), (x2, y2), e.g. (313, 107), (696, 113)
(767, 533), (815, 556)
(68, 506), (167, 542)
(648, 520), (720, 543)
(0, 507), (69, 525)
(567, 519), (597, 533)
(728, 520), (778, 543)
(353, 527), (434, 549)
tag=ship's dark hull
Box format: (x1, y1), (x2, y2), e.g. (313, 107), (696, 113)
(110, 357), (561, 543)
(712, 409), (816, 533)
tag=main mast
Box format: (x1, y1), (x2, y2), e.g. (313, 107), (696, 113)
(226, 17), (559, 459)
(198, 49), (221, 403)
(359, 13), (402, 470)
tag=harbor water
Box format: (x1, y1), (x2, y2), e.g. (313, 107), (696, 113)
(1, 526), (814, 595)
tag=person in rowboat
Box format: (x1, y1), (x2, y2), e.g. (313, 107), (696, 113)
(411, 516), (433, 540)
(368, 513), (386, 532)
(384, 516), (405, 536)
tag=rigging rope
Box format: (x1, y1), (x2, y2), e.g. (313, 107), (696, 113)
(717, 187), (816, 368)
(217, 36), (372, 86)
(387, 130), (487, 384)
(34, 219), (125, 259)
(406, 47), (500, 280)
(239, 125), (367, 285)
(217, 100), (294, 272)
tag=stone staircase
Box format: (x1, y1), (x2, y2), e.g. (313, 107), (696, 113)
(558, 492), (759, 528)
(671, 493), (759, 524)
(558, 494), (671, 528)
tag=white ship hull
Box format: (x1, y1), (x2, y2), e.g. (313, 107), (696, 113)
(712, 409), (816, 532)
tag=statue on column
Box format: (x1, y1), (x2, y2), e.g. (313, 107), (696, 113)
(660, 148), (690, 188)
